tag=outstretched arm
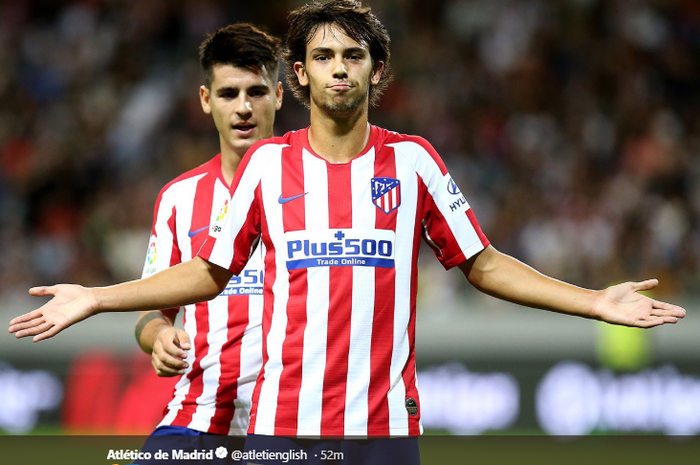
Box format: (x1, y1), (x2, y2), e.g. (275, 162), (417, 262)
(8, 256), (233, 342)
(459, 245), (686, 327)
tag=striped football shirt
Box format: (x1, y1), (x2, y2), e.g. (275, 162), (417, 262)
(141, 154), (263, 435)
(198, 126), (489, 437)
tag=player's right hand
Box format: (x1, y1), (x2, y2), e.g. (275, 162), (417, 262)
(151, 327), (191, 377)
(8, 284), (98, 342)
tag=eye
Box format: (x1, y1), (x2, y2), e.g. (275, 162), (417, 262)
(315, 55), (330, 61)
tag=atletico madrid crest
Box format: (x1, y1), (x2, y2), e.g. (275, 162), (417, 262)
(371, 177), (401, 214)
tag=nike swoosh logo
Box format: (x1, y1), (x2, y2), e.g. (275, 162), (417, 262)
(278, 192), (308, 204)
(188, 226), (209, 238)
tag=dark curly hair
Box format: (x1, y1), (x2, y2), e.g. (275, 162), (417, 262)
(199, 23), (282, 88)
(284, 0), (393, 108)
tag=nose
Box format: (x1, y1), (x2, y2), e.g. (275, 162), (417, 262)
(332, 57), (348, 79)
(235, 94), (253, 117)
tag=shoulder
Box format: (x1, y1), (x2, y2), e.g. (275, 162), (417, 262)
(377, 127), (447, 174)
(247, 131), (297, 157)
(157, 156), (218, 199)
(238, 131), (298, 174)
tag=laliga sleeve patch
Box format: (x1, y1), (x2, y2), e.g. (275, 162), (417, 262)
(438, 174), (470, 215)
(209, 199), (229, 239)
(142, 235), (159, 277)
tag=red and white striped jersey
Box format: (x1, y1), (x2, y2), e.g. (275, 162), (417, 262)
(141, 154), (263, 435)
(198, 126), (489, 437)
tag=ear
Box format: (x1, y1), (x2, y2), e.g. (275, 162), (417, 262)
(370, 61), (385, 85)
(293, 61), (309, 87)
(275, 81), (284, 110)
(200, 85), (212, 114)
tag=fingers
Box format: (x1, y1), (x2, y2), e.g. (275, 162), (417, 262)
(176, 331), (191, 351)
(12, 320), (52, 338)
(9, 317), (63, 341)
(631, 278), (659, 292)
(651, 300), (686, 318)
(33, 325), (63, 342)
(164, 330), (189, 360)
(152, 329), (190, 377)
(152, 349), (188, 377)
(28, 286), (56, 297)
(9, 309), (45, 328)
(633, 305), (684, 328)
(642, 315), (681, 327)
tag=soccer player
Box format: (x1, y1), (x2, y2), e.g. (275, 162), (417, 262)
(9, 1), (685, 463)
(135, 22), (283, 437)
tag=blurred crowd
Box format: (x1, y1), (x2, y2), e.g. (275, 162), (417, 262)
(1, 0), (699, 306)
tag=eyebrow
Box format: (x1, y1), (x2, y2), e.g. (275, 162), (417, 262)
(215, 84), (270, 95)
(310, 46), (368, 55)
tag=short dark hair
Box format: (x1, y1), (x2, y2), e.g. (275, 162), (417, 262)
(284, 0), (393, 108)
(199, 23), (282, 88)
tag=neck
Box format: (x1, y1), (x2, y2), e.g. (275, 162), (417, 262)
(307, 102), (370, 164)
(219, 140), (244, 186)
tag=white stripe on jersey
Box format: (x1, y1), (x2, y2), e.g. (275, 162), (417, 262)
(253, 146), (288, 435)
(231, 293), (264, 433)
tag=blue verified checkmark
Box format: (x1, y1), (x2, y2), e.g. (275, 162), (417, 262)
(278, 192), (308, 204)
(188, 226), (209, 237)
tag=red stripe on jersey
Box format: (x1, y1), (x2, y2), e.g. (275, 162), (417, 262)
(404, 201), (423, 436)
(249, 184), (271, 433)
(274, 147), (308, 434)
(189, 174), (216, 255)
(367, 148), (398, 435)
(207, 294), (249, 433)
(321, 164), (353, 436)
(230, 198), (262, 275)
(167, 207), (181, 267)
(164, 206), (182, 318)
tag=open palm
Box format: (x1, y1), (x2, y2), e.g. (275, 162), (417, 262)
(595, 279), (686, 327)
(8, 284), (97, 342)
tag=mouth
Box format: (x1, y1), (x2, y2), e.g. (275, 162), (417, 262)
(328, 83), (352, 91)
(232, 123), (256, 136)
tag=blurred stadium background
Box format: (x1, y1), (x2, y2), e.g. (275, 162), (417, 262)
(1, 0), (699, 437)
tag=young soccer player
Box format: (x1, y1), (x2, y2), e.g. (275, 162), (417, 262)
(10, 1), (685, 463)
(134, 23), (283, 436)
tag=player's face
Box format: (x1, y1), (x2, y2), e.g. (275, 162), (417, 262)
(200, 64), (283, 157)
(294, 23), (383, 115)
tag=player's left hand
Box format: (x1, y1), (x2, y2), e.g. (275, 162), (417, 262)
(594, 279), (686, 327)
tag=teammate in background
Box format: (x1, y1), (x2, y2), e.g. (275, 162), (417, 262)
(134, 23), (283, 436)
(9, 1), (685, 464)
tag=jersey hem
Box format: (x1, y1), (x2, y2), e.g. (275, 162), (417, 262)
(442, 240), (490, 270)
(248, 427), (423, 438)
